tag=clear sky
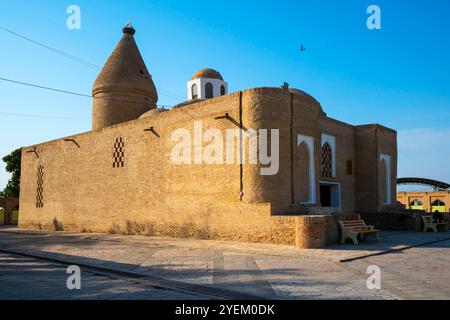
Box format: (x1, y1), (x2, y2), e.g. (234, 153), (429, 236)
(0, 0), (449, 190)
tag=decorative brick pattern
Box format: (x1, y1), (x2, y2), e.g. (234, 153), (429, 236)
(36, 165), (44, 208)
(113, 137), (125, 168)
(321, 143), (332, 177)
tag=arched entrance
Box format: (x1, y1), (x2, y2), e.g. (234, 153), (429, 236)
(410, 199), (424, 210)
(431, 199), (445, 213)
(379, 154), (392, 206)
(0, 198), (19, 225)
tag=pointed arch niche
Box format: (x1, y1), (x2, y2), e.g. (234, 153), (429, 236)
(297, 135), (316, 204)
(380, 154), (392, 205)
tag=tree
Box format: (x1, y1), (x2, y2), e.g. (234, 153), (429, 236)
(0, 148), (21, 198)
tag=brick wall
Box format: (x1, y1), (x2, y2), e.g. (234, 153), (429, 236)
(19, 87), (397, 247)
(355, 125), (397, 213)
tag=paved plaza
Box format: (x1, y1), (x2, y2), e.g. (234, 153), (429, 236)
(0, 227), (449, 300)
(0, 252), (210, 300)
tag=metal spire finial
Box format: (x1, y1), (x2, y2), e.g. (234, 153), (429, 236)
(122, 20), (135, 35)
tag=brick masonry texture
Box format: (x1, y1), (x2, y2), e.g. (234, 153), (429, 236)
(19, 87), (397, 248)
(18, 25), (397, 248)
(92, 28), (158, 130)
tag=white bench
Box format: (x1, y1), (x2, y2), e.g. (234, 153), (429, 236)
(339, 219), (380, 245)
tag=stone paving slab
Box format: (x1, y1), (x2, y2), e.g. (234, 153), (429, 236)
(0, 252), (211, 300)
(343, 243), (450, 300)
(0, 247), (265, 300)
(1, 227), (449, 262)
(1, 227), (449, 299)
(0, 227), (402, 300)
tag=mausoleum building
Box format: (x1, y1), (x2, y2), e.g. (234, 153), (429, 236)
(19, 25), (398, 248)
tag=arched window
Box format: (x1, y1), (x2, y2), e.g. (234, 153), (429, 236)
(205, 82), (213, 99)
(410, 199), (423, 206)
(191, 84), (198, 99)
(432, 199), (445, 206)
(321, 143), (332, 178)
(220, 85), (226, 96)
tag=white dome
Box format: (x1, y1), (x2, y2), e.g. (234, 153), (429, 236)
(187, 68), (228, 100)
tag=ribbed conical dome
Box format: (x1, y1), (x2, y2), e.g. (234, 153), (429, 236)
(91, 24), (158, 130)
(92, 24), (158, 104)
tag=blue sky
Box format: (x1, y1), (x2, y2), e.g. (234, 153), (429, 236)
(0, 0), (449, 190)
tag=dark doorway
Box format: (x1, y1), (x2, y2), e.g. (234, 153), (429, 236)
(320, 185), (332, 207)
(205, 82), (213, 98)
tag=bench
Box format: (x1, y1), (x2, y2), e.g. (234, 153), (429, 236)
(338, 219), (380, 245)
(421, 215), (448, 233)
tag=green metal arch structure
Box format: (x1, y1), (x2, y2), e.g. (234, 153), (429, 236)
(397, 177), (450, 190)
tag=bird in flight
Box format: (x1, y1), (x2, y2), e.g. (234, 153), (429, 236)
(300, 45), (306, 52)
